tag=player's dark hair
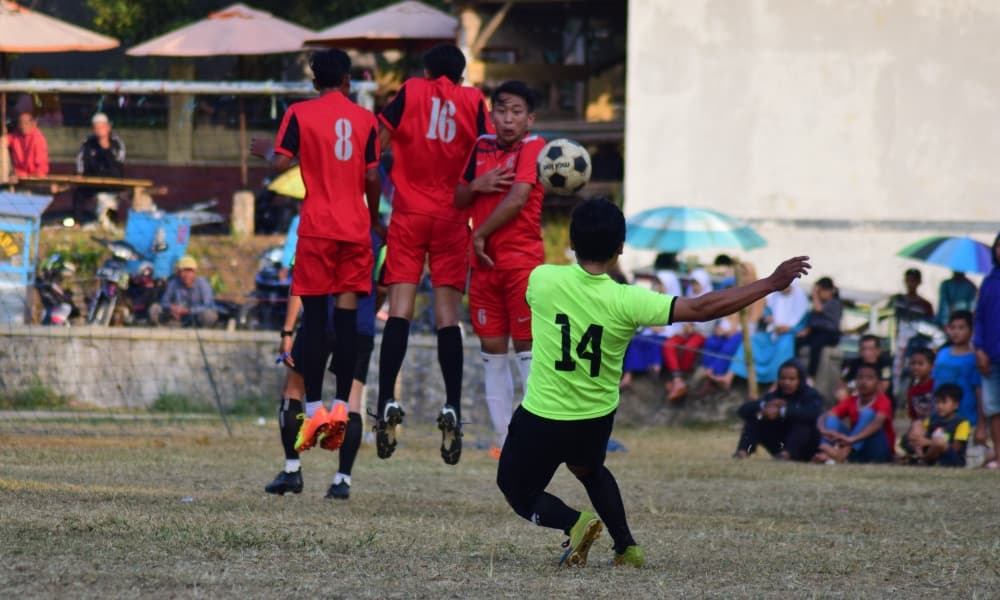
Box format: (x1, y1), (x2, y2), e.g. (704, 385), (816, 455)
(570, 199), (626, 263)
(859, 334), (881, 349)
(423, 44), (465, 83)
(491, 80), (536, 112)
(911, 346), (936, 364)
(855, 362), (879, 378)
(934, 382), (963, 404)
(948, 309), (973, 329)
(310, 49), (351, 88)
(816, 276), (835, 290)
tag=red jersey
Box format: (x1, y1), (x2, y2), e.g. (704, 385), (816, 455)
(831, 393), (895, 450)
(906, 377), (935, 420)
(379, 76), (492, 223)
(275, 91), (378, 245)
(462, 134), (546, 271)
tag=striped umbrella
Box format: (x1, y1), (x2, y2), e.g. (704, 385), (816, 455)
(897, 236), (992, 275)
(625, 206), (766, 252)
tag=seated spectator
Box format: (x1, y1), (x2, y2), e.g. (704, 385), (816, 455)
(663, 269), (712, 401)
(701, 313), (743, 382)
(795, 277), (843, 381)
(734, 360), (823, 461)
(905, 347), (936, 422)
(901, 384), (970, 467)
(621, 274), (673, 388)
(6, 110), (49, 177)
(932, 310), (983, 438)
(815, 363), (895, 464)
(150, 256), (218, 328)
(937, 271), (977, 327)
(710, 254), (736, 290)
(714, 281), (809, 388)
(74, 113), (127, 225)
(836, 334), (892, 401)
(891, 268), (935, 391)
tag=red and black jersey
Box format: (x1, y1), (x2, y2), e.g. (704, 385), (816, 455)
(275, 91), (379, 244)
(379, 76), (492, 223)
(462, 133), (547, 271)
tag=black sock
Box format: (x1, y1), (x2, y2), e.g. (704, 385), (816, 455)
(377, 317), (410, 415)
(332, 308), (357, 402)
(437, 325), (463, 420)
(301, 295), (333, 403)
(279, 397), (302, 461)
(338, 412), (362, 476)
(578, 466), (636, 553)
(529, 493), (580, 533)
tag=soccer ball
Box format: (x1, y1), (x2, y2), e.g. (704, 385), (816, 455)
(537, 138), (592, 195)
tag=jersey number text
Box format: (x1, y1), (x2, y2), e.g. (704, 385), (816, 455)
(426, 97), (457, 142)
(554, 314), (604, 377)
(334, 118), (353, 160)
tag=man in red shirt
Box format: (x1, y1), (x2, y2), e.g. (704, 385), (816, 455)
(815, 363), (895, 463)
(374, 44), (492, 464)
(7, 111), (49, 177)
(454, 81), (546, 457)
(251, 49), (383, 458)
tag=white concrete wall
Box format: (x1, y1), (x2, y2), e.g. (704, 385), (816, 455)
(625, 0), (1000, 300)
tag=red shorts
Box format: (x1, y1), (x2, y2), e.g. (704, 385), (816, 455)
(290, 236), (373, 296)
(469, 267), (533, 340)
(383, 212), (469, 290)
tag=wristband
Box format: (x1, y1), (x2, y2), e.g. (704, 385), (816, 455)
(280, 330), (294, 338)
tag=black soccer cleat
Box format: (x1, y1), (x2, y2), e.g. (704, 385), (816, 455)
(325, 481), (350, 500)
(264, 469), (303, 495)
(373, 401), (404, 460)
(437, 406), (463, 466)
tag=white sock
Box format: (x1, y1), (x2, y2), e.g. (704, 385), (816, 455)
(332, 472), (351, 486)
(305, 400), (323, 417)
(331, 399), (348, 411)
(516, 351), (533, 396)
(482, 352), (515, 447)
(284, 459), (301, 473)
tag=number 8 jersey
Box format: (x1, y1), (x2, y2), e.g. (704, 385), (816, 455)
(379, 76), (492, 223)
(523, 264), (677, 420)
(275, 91), (379, 245)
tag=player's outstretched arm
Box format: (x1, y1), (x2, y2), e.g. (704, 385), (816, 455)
(672, 256), (811, 323)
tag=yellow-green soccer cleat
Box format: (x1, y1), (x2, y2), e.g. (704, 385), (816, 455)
(612, 545), (645, 568)
(559, 510), (603, 567)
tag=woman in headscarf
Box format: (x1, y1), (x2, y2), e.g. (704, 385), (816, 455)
(734, 359), (823, 461)
(663, 268), (713, 401)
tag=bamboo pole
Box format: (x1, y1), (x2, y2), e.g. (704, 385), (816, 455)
(238, 97), (248, 188)
(736, 259), (759, 399)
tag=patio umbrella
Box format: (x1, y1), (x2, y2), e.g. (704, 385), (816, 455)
(304, 0), (458, 51)
(625, 206), (768, 397)
(1, 0), (120, 181)
(127, 3), (315, 187)
(897, 236), (993, 275)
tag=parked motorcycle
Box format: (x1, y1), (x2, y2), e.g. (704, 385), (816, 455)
(86, 237), (151, 326)
(34, 254), (80, 325)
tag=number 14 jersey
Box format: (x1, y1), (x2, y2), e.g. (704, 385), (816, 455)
(379, 76), (492, 223)
(523, 264), (677, 420)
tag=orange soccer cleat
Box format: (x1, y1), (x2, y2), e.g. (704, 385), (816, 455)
(318, 402), (349, 451)
(294, 405), (330, 453)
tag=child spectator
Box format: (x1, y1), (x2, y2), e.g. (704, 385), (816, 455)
(836, 334), (892, 401)
(906, 347), (936, 421)
(795, 276), (843, 381)
(932, 311), (983, 437)
(815, 363), (894, 464)
(734, 359), (823, 461)
(902, 384), (970, 467)
(663, 269), (712, 401)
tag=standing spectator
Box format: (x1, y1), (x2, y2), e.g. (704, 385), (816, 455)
(902, 384), (970, 467)
(836, 334), (893, 401)
(795, 276), (843, 381)
(938, 271), (977, 327)
(815, 363), (895, 464)
(890, 268), (935, 391)
(734, 360), (823, 461)
(6, 111), (49, 177)
(974, 232), (1000, 470)
(149, 256), (218, 327)
(663, 269), (712, 401)
(74, 113), (126, 224)
(932, 311), (982, 433)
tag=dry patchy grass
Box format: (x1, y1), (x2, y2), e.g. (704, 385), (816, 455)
(1, 417), (998, 599)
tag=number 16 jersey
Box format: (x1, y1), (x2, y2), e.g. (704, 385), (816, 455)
(379, 76), (492, 223)
(523, 264), (677, 421)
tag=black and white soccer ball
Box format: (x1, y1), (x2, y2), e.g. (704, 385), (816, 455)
(537, 138), (592, 195)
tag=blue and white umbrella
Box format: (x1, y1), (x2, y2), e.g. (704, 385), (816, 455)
(625, 206), (766, 252)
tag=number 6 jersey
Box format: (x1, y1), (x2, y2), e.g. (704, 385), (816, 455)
(523, 264), (677, 420)
(379, 76), (492, 223)
(274, 91), (379, 245)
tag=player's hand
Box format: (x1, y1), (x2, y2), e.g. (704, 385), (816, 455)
(766, 256), (811, 292)
(472, 234), (494, 269)
(280, 335), (294, 368)
(761, 403), (780, 420)
(249, 137), (274, 159)
(472, 166), (514, 194)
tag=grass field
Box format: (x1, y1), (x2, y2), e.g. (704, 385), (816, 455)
(1, 415), (998, 599)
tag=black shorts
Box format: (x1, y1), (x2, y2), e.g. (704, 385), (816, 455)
(289, 329), (375, 385)
(497, 406), (615, 494)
